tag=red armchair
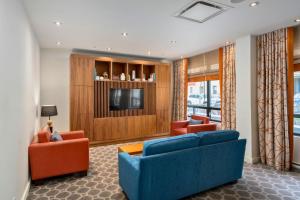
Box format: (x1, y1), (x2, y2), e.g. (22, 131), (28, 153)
(29, 128), (89, 180)
(170, 115), (217, 136)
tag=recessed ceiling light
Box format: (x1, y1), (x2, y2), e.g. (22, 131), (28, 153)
(249, 2), (259, 7)
(106, 47), (111, 51)
(54, 21), (62, 26)
(295, 18), (300, 23)
(225, 41), (230, 45)
(122, 32), (128, 37)
(56, 41), (62, 46)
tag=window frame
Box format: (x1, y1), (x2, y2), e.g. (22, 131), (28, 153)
(187, 78), (221, 122)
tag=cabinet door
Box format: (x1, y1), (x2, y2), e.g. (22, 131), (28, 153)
(70, 86), (93, 115)
(93, 118), (112, 141)
(111, 117), (128, 140)
(70, 54), (94, 86)
(70, 113), (93, 139)
(127, 116), (142, 139)
(139, 115), (154, 136)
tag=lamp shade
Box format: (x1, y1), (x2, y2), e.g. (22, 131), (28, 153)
(41, 105), (58, 117)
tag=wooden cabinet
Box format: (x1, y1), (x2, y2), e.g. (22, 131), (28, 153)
(70, 54), (171, 144)
(156, 64), (171, 134)
(70, 54), (94, 86)
(70, 55), (95, 139)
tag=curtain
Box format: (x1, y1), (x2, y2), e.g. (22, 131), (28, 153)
(172, 59), (188, 121)
(221, 44), (236, 130)
(257, 28), (290, 171)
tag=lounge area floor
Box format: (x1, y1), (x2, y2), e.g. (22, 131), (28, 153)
(27, 143), (300, 200)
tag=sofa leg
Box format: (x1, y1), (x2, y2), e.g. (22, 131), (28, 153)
(79, 171), (88, 176)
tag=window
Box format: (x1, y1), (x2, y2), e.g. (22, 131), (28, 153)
(294, 72), (300, 136)
(187, 80), (221, 122)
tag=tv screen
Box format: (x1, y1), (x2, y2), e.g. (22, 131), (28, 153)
(109, 88), (144, 110)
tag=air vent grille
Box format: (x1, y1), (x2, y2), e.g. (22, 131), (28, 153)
(175, 0), (232, 23)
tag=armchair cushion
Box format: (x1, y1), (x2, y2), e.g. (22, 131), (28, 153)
(172, 128), (188, 135)
(38, 131), (51, 143)
(143, 134), (199, 156)
(60, 130), (85, 140)
(189, 119), (203, 125)
(197, 130), (239, 146)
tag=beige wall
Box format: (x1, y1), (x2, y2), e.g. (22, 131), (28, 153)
(235, 35), (259, 164)
(40, 49), (71, 131)
(0, 0), (40, 199)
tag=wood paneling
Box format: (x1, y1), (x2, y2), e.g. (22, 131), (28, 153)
(70, 54), (94, 86)
(156, 64), (171, 134)
(71, 54), (171, 143)
(94, 81), (156, 118)
(127, 116), (142, 138)
(93, 118), (112, 141)
(111, 117), (128, 140)
(93, 115), (156, 141)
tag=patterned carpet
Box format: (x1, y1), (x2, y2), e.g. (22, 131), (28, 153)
(27, 143), (300, 200)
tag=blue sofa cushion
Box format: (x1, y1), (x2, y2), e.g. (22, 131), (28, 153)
(196, 130), (239, 146)
(143, 134), (199, 156)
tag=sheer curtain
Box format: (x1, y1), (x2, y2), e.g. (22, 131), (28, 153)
(257, 28), (290, 171)
(172, 59), (188, 121)
(221, 44), (236, 130)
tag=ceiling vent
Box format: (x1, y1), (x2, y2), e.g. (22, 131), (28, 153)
(175, 0), (232, 23)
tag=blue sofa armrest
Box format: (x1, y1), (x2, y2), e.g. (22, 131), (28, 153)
(118, 153), (141, 200)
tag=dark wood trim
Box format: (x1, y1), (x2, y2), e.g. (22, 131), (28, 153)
(183, 59), (188, 120)
(287, 27), (294, 165)
(295, 63), (300, 72)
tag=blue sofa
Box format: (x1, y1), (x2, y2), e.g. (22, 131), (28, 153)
(118, 130), (246, 200)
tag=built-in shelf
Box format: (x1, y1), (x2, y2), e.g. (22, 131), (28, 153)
(95, 60), (111, 80)
(95, 60), (157, 82)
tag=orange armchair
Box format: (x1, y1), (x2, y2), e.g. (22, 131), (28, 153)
(170, 115), (217, 136)
(29, 129), (89, 180)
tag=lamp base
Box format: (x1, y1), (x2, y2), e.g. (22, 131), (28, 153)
(47, 120), (53, 133)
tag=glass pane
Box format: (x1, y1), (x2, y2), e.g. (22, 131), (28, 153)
(294, 72), (300, 135)
(210, 80), (221, 108)
(211, 109), (221, 121)
(294, 117), (300, 135)
(194, 108), (207, 116)
(187, 106), (194, 117)
(187, 82), (207, 106)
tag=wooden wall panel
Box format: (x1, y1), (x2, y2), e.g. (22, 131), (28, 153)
(71, 54), (171, 143)
(141, 115), (157, 136)
(111, 117), (128, 139)
(127, 116), (142, 139)
(93, 118), (112, 141)
(70, 54), (94, 140)
(156, 64), (171, 134)
(94, 81), (156, 118)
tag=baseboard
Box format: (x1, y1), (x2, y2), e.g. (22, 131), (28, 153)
(21, 179), (31, 200)
(244, 156), (260, 164)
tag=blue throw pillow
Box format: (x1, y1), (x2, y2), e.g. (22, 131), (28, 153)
(50, 131), (63, 142)
(189, 119), (203, 125)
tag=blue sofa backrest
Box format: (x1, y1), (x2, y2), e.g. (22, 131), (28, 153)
(143, 133), (199, 156)
(197, 130), (240, 146)
(138, 139), (246, 200)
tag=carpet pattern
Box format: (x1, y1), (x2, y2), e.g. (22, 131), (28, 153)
(27, 143), (300, 200)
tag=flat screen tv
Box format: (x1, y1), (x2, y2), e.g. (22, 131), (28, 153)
(109, 88), (144, 110)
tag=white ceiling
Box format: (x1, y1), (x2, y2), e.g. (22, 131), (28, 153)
(23, 0), (300, 60)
